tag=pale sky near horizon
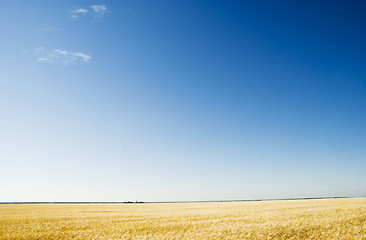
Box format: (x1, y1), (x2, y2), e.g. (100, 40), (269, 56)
(1, 0), (365, 202)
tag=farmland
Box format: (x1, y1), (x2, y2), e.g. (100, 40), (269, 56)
(1, 198), (365, 239)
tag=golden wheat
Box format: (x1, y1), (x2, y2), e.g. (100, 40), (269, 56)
(0, 198), (365, 239)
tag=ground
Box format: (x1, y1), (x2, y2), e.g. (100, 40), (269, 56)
(1, 198), (365, 239)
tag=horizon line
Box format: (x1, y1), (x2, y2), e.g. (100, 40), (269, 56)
(1, 196), (362, 204)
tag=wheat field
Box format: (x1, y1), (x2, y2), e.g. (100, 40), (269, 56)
(0, 198), (365, 239)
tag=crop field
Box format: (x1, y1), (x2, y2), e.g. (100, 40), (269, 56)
(0, 198), (365, 239)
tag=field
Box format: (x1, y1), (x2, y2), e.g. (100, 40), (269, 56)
(1, 198), (365, 239)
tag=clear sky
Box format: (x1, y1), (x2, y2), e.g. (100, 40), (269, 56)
(1, 0), (365, 202)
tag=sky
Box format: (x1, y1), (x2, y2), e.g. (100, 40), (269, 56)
(1, 0), (365, 202)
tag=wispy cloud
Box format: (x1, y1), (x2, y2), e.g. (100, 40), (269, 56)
(35, 47), (91, 64)
(72, 8), (88, 18)
(71, 8), (89, 18)
(91, 5), (107, 14)
(70, 5), (107, 19)
(75, 8), (88, 14)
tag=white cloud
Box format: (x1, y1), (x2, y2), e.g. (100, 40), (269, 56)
(35, 47), (91, 64)
(73, 52), (91, 62)
(71, 8), (89, 18)
(91, 5), (107, 14)
(75, 8), (88, 13)
(53, 49), (68, 55)
(70, 5), (107, 19)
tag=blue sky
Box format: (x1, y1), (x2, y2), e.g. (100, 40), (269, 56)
(1, 0), (365, 202)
